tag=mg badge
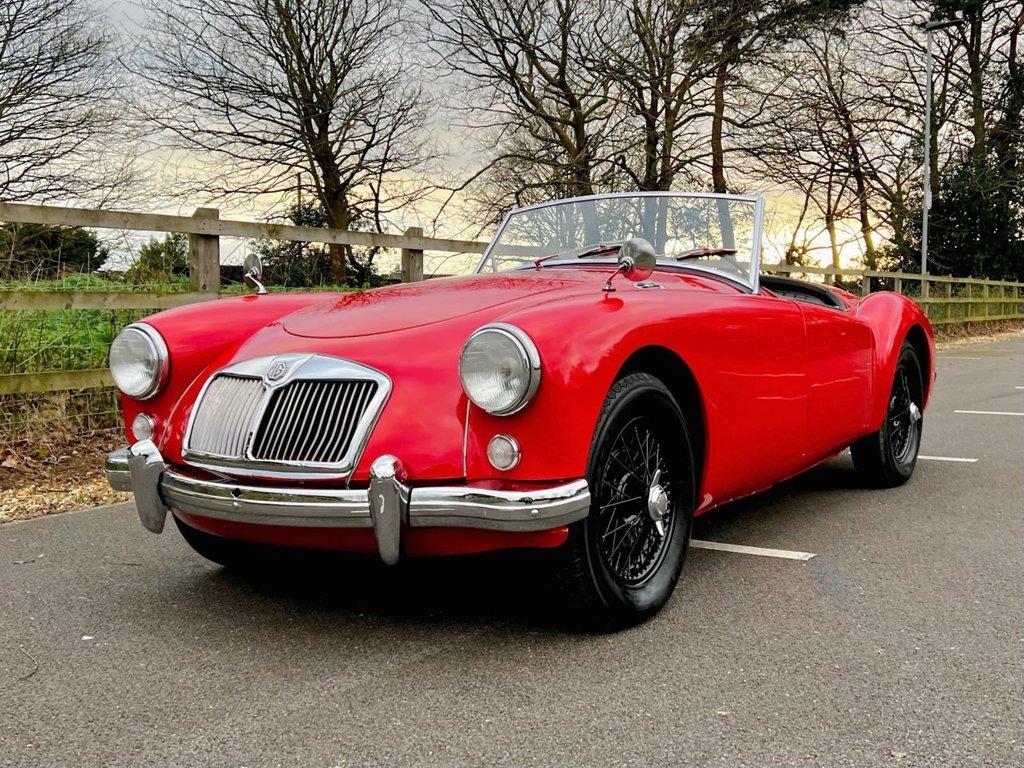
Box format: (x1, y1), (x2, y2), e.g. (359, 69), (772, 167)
(267, 361), (289, 382)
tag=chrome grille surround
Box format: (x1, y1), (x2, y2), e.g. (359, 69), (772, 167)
(182, 354), (391, 480)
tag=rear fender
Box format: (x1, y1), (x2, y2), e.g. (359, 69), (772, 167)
(855, 292), (935, 430)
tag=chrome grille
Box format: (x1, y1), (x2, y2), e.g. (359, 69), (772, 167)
(251, 379), (377, 464)
(182, 354), (390, 478)
(186, 375), (265, 458)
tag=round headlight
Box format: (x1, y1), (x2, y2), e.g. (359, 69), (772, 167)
(109, 324), (169, 400)
(459, 324), (541, 415)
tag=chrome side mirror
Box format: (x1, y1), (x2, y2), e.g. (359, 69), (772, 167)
(603, 237), (656, 292)
(243, 252), (267, 295)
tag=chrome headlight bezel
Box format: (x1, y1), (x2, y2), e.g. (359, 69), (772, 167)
(459, 323), (541, 416)
(109, 323), (169, 400)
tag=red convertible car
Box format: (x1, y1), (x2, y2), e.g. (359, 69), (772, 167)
(105, 192), (934, 626)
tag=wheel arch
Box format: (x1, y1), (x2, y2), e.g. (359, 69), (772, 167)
(905, 323), (932, 403)
(616, 345), (707, 494)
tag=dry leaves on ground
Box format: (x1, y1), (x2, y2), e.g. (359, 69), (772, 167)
(0, 431), (131, 522)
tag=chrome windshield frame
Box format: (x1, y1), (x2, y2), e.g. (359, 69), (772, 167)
(475, 191), (765, 293)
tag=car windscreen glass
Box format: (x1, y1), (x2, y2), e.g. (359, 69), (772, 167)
(479, 193), (762, 289)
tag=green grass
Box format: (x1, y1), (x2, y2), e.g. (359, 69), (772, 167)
(0, 276), (356, 377)
(0, 307), (145, 375)
(0, 275), (188, 376)
(1, 272), (194, 293)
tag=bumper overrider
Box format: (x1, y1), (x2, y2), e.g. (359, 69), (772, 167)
(105, 441), (590, 565)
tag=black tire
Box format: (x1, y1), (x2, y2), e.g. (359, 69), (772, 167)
(552, 372), (696, 630)
(174, 514), (267, 569)
(851, 342), (924, 488)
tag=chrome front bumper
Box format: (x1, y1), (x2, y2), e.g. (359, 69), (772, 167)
(105, 442), (590, 564)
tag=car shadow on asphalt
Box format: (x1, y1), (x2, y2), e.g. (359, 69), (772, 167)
(197, 458), (868, 634)
(209, 547), (579, 633)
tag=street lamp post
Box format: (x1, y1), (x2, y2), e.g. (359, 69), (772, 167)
(921, 18), (963, 276)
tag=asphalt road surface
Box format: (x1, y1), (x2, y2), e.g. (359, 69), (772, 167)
(2, 335), (1021, 767)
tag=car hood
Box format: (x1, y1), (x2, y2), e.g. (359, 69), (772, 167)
(281, 272), (590, 339)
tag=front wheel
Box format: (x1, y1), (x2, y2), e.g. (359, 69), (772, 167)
(851, 342), (924, 487)
(552, 372), (696, 630)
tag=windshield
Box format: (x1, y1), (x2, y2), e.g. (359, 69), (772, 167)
(478, 192), (764, 290)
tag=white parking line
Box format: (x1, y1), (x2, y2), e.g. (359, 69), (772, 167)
(955, 409), (1024, 416)
(939, 355), (982, 360)
(690, 540), (816, 561)
(1016, 386), (1024, 390)
(918, 455), (978, 463)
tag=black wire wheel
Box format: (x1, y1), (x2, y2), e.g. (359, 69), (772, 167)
(594, 416), (678, 586)
(852, 341), (924, 487)
(552, 372), (696, 629)
(888, 364), (920, 465)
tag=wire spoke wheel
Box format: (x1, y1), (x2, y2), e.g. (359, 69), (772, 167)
(594, 415), (678, 586)
(553, 372), (694, 628)
(887, 365), (920, 464)
(851, 341), (925, 488)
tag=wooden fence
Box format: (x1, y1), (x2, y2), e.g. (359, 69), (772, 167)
(1, 201), (1021, 398)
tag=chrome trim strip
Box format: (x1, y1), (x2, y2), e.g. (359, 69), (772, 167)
(460, 399), (471, 479)
(751, 195), (765, 294)
(181, 354), (392, 481)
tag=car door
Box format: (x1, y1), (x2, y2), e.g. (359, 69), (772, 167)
(797, 302), (875, 461)
(679, 288), (810, 504)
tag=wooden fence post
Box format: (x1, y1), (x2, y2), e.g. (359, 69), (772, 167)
(400, 226), (424, 282)
(188, 207), (220, 293)
(860, 271), (871, 297)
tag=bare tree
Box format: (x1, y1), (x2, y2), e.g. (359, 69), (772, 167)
(138, 0), (431, 283)
(424, 0), (621, 218)
(591, 0), (719, 192)
(942, 0), (1022, 167)
(746, 49), (860, 276)
(699, 1), (865, 196)
(0, 0), (134, 203)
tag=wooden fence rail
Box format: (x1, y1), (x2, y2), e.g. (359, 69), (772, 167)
(1, 201), (1021, 397)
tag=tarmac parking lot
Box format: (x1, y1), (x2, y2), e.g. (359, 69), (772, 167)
(1, 334), (1021, 767)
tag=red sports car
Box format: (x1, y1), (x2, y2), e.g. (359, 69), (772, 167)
(105, 192), (934, 626)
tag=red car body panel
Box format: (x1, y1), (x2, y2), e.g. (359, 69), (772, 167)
(123, 264), (934, 554)
(176, 511), (569, 556)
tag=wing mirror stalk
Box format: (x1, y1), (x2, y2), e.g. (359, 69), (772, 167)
(603, 237), (656, 293)
(243, 253), (268, 295)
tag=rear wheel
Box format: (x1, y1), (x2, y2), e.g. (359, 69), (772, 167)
(851, 342), (924, 487)
(553, 372), (696, 629)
